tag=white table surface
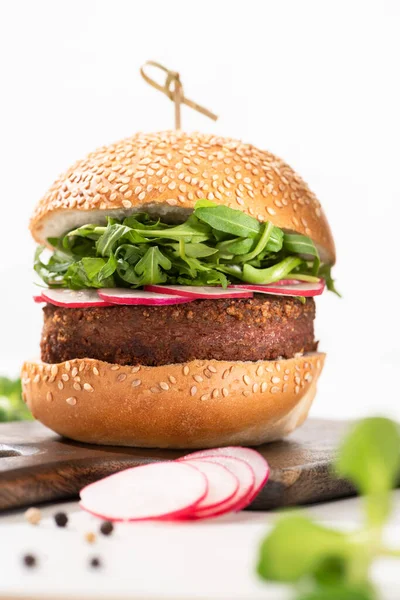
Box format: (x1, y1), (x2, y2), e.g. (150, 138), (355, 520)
(0, 494), (399, 600)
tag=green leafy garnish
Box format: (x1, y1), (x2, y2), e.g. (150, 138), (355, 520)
(34, 201), (337, 292)
(256, 418), (400, 599)
(0, 377), (33, 422)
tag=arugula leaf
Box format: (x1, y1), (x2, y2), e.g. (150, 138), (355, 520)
(134, 247), (172, 286)
(195, 204), (262, 238)
(35, 203), (337, 292)
(243, 256), (303, 284)
(284, 233), (320, 274)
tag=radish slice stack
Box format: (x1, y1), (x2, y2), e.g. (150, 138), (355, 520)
(80, 462), (208, 522)
(80, 446), (269, 522)
(34, 279), (325, 307)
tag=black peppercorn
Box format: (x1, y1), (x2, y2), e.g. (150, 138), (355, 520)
(90, 556), (101, 568)
(23, 554), (36, 568)
(100, 520), (114, 536)
(54, 512), (68, 528)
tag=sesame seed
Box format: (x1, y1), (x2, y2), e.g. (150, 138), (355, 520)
(183, 366), (189, 376)
(46, 392), (53, 402)
(25, 507), (41, 525)
(93, 367), (99, 376)
(169, 375), (177, 384)
(58, 381), (64, 390)
(84, 383), (94, 392)
(131, 379), (141, 387)
(243, 375), (251, 386)
(190, 386), (197, 396)
(256, 366), (263, 376)
(65, 362), (71, 371)
(193, 375), (203, 383)
(295, 386), (300, 395)
(71, 367), (78, 377)
(131, 366), (141, 373)
(33, 374), (40, 383)
(79, 362), (85, 372)
(73, 382), (81, 391)
(66, 397), (77, 406)
(261, 382), (268, 393)
(51, 365), (58, 377)
(243, 391), (251, 397)
(222, 388), (229, 397)
(271, 386), (279, 394)
(150, 387), (160, 393)
(208, 365), (217, 373)
(110, 365), (120, 371)
(117, 374), (126, 383)
(212, 389), (219, 399)
(200, 394), (208, 401)
(85, 532), (96, 544)
(271, 376), (280, 384)
(159, 382), (169, 391)
(304, 372), (313, 382)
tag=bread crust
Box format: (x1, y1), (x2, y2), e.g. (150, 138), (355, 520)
(30, 131), (335, 264)
(21, 353), (325, 448)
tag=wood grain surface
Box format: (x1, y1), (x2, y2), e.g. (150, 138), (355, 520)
(0, 419), (355, 512)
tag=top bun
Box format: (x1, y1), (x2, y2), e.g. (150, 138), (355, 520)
(30, 131), (335, 264)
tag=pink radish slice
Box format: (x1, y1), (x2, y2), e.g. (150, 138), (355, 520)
(80, 462), (208, 522)
(182, 455), (255, 518)
(182, 447), (269, 505)
(231, 280), (325, 297)
(33, 294), (44, 303)
(98, 289), (193, 305)
(180, 459), (239, 514)
(42, 288), (112, 308)
(144, 285), (253, 300)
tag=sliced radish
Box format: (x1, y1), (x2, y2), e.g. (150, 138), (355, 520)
(182, 455), (255, 518)
(145, 285), (253, 300)
(231, 280), (325, 297)
(33, 293), (45, 303)
(80, 462), (208, 522)
(180, 459), (238, 516)
(182, 447), (269, 505)
(98, 289), (193, 305)
(42, 288), (112, 308)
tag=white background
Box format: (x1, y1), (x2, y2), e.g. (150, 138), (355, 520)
(1, 0), (399, 420)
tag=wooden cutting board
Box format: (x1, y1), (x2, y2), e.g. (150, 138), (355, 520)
(0, 419), (355, 512)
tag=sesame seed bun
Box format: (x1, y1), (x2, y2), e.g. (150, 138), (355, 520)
(21, 353), (325, 448)
(30, 131), (335, 264)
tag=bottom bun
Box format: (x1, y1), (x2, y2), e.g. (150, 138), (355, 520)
(21, 353), (325, 448)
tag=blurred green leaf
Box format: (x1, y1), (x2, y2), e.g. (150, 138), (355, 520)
(296, 582), (376, 600)
(257, 515), (348, 583)
(0, 377), (33, 422)
(335, 418), (400, 525)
